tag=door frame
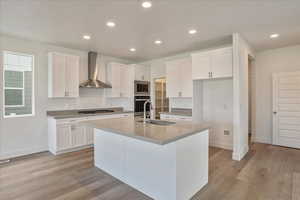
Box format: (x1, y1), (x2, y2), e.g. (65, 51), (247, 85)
(272, 71), (300, 146)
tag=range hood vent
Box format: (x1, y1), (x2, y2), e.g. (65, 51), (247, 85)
(79, 51), (112, 88)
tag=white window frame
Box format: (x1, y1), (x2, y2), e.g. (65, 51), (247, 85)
(2, 51), (35, 118)
(4, 70), (25, 108)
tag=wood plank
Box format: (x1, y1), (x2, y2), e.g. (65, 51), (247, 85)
(1, 144), (300, 200)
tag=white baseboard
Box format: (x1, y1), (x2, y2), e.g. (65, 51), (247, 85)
(209, 141), (233, 150)
(252, 136), (272, 144)
(232, 144), (249, 161)
(52, 144), (93, 155)
(0, 145), (48, 160)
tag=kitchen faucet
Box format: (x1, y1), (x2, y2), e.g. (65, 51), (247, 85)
(143, 99), (152, 123)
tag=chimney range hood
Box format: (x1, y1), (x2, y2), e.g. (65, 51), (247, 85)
(79, 51), (112, 88)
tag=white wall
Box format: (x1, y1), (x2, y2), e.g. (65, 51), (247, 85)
(0, 35), (132, 159)
(253, 45), (300, 144)
(193, 78), (233, 150)
(203, 79), (233, 150)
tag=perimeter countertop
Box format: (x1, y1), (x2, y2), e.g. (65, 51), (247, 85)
(47, 107), (133, 119)
(81, 116), (210, 145)
(160, 108), (192, 117)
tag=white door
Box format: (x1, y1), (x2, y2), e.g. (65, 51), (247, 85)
(65, 55), (79, 97)
(211, 47), (233, 79)
(86, 127), (94, 145)
(110, 63), (121, 97)
(192, 52), (211, 80)
(71, 124), (87, 147)
(166, 60), (180, 97)
(51, 53), (66, 97)
(120, 65), (134, 97)
(57, 124), (72, 151)
(134, 64), (150, 81)
(180, 57), (193, 97)
(273, 72), (300, 149)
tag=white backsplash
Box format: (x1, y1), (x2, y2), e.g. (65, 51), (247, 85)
(47, 88), (133, 111)
(169, 97), (193, 110)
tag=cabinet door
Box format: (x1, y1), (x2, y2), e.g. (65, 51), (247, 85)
(57, 124), (72, 151)
(134, 64), (150, 81)
(110, 63), (121, 97)
(166, 60), (180, 98)
(71, 124), (86, 147)
(120, 65), (134, 97)
(49, 53), (66, 97)
(65, 55), (79, 97)
(211, 47), (233, 78)
(192, 52), (211, 80)
(180, 57), (193, 97)
(85, 127), (94, 145)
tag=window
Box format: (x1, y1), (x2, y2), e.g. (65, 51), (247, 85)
(3, 51), (34, 118)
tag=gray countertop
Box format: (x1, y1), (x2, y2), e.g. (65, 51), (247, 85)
(81, 116), (210, 145)
(160, 108), (192, 117)
(47, 107), (133, 119)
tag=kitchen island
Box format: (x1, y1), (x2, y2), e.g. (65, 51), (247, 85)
(83, 116), (209, 200)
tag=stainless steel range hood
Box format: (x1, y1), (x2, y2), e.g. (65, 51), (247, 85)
(79, 51), (112, 88)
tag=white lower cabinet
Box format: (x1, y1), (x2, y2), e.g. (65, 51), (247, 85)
(48, 113), (133, 155)
(71, 124), (87, 148)
(86, 127), (94, 145)
(56, 125), (72, 151)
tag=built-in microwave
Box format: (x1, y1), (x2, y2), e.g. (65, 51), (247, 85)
(134, 80), (150, 96)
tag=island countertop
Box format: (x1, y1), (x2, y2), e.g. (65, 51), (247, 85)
(81, 116), (210, 145)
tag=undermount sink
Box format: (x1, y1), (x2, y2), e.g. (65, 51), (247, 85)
(137, 119), (176, 126)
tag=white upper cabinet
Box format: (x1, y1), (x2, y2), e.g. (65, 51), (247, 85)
(180, 58), (193, 97)
(48, 52), (80, 98)
(107, 62), (134, 98)
(166, 57), (193, 98)
(192, 47), (233, 80)
(133, 64), (150, 81)
(65, 55), (80, 97)
(191, 52), (211, 80)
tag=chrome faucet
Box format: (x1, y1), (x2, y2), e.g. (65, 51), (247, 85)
(143, 99), (152, 123)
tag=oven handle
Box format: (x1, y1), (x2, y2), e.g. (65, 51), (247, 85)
(135, 99), (150, 101)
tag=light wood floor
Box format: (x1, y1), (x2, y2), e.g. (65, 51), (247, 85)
(1, 143), (300, 200)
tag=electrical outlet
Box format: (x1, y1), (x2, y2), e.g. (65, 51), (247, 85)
(224, 130), (230, 136)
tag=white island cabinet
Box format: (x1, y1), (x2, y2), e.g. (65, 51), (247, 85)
(87, 117), (209, 200)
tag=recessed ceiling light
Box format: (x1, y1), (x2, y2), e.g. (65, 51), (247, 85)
(129, 48), (136, 52)
(189, 29), (197, 35)
(142, 0), (152, 8)
(106, 21), (116, 28)
(83, 35), (91, 40)
(154, 40), (162, 45)
(270, 33), (279, 39)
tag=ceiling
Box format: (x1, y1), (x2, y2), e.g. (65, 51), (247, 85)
(1, 0), (300, 62)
